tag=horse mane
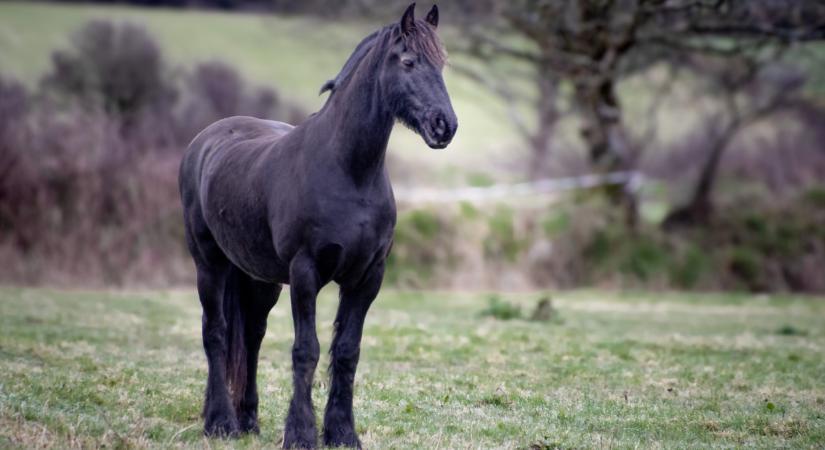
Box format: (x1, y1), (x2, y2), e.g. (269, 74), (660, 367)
(319, 20), (446, 96)
(319, 29), (381, 95)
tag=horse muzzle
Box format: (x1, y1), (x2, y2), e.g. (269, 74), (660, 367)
(422, 110), (457, 150)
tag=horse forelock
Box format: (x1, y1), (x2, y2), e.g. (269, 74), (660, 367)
(400, 20), (447, 68)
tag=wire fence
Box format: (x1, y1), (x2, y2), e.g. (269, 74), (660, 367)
(393, 171), (644, 204)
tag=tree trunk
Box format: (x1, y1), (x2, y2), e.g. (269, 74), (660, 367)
(527, 72), (559, 180)
(575, 77), (639, 228)
(662, 118), (740, 230)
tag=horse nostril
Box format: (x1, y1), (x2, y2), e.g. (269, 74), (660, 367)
(434, 117), (447, 136)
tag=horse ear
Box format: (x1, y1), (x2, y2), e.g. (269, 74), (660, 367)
(400, 3), (416, 35)
(425, 4), (438, 28)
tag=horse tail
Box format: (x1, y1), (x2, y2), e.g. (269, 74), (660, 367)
(223, 267), (247, 414)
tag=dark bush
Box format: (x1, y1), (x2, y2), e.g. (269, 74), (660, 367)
(729, 247), (763, 290)
(620, 236), (668, 281)
(1, 19), (312, 286)
(189, 61), (247, 117)
(479, 295), (522, 320)
(0, 77), (33, 238)
(668, 245), (708, 289)
(0, 76), (28, 124)
(386, 208), (460, 287)
(177, 61), (303, 141)
(40, 20), (177, 119)
(484, 206), (523, 262)
(0, 101), (186, 285)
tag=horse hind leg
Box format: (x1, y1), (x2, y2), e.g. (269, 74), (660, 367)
(196, 260), (241, 438)
(237, 276), (282, 434)
(183, 193), (250, 437)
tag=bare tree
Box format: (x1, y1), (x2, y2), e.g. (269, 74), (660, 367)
(662, 49), (806, 228)
(455, 0), (825, 226)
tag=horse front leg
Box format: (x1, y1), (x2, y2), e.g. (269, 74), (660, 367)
(323, 262), (384, 449)
(284, 252), (321, 449)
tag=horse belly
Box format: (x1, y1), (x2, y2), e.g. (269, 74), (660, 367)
(204, 201), (289, 283)
(229, 241), (289, 283)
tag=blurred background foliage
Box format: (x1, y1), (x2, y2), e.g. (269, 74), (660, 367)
(1, 0), (824, 292)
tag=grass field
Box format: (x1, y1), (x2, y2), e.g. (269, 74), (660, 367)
(1, 286), (823, 448)
(0, 1), (515, 179)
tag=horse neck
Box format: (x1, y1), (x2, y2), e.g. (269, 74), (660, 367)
(316, 65), (394, 186)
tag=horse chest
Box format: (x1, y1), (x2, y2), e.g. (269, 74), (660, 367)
(309, 197), (395, 280)
(325, 203), (392, 251)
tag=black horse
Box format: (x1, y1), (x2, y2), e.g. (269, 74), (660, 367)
(178, 3), (456, 448)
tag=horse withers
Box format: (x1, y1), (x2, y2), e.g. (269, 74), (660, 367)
(178, 3), (457, 448)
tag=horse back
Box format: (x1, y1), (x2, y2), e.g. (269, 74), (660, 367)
(189, 116), (292, 160)
(181, 116), (292, 186)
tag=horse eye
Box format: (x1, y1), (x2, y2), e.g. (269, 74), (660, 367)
(401, 58), (414, 69)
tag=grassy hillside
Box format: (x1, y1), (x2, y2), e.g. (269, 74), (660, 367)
(0, 1), (516, 179)
(1, 286), (823, 448)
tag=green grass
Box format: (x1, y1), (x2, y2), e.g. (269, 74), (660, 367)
(1, 286), (824, 448)
(0, 1), (515, 178)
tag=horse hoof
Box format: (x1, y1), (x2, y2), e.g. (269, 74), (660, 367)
(323, 426), (360, 448)
(241, 422), (260, 435)
(239, 413), (260, 434)
(283, 429), (318, 449)
(204, 415), (240, 438)
(324, 436), (361, 449)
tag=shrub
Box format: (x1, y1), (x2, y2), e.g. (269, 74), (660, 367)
(41, 20), (177, 118)
(0, 76), (33, 237)
(776, 324), (807, 336)
(408, 209), (441, 238)
(484, 206), (523, 262)
(728, 247), (763, 291)
(177, 60), (305, 142)
(541, 210), (571, 238)
(0, 76), (29, 123)
(804, 186), (825, 208)
(479, 295), (521, 320)
(0, 98), (187, 285)
(459, 201), (480, 220)
(466, 171), (495, 187)
(0, 20), (313, 287)
(583, 228), (613, 265)
(619, 236), (668, 281)
(386, 208), (460, 287)
(668, 244), (708, 289)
